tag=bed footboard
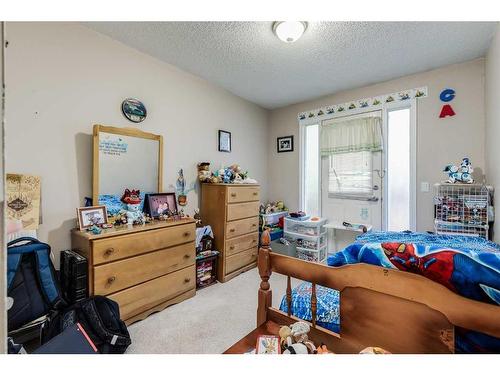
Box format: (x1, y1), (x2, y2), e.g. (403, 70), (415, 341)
(257, 246), (500, 354)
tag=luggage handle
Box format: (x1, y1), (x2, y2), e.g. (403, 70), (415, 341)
(7, 236), (42, 248)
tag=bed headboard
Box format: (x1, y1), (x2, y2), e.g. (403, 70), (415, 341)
(257, 246), (500, 354)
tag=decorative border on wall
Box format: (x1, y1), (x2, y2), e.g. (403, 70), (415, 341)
(298, 87), (428, 121)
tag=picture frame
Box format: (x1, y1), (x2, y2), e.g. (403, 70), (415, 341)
(255, 335), (281, 354)
(77, 205), (108, 231)
(143, 193), (178, 218)
(277, 135), (294, 153)
(218, 130), (231, 153)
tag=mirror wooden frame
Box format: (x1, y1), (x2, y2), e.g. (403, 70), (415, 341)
(92, 124), (163, 205)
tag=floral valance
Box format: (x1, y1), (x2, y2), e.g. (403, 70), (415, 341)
(320, 116), (382, 156)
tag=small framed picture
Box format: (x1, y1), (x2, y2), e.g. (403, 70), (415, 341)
(256, 335), (281, 354)
(218, 130), (231, 153)
(143, 193), (178, 218)
(277, 135), (294, 153)
(77, 205), (108, 231)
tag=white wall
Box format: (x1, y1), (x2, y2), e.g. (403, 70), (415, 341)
(4, 22), (269, 265)
(268, 59), (486, 232)
(486, 24), (500, 242)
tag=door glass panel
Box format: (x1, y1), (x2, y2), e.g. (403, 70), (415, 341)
(387, 108), (411, 231)
(304, 124), (319, 216)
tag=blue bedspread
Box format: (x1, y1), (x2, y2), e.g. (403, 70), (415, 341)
(280, 231), (500, 353)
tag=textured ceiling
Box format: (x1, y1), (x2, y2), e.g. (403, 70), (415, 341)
(84, 22), (497, 109)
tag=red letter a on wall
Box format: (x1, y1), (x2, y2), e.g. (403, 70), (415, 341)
(439, 104), (455, 118)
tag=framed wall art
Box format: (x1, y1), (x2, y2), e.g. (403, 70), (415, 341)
(277, 135), (294, 153)
(218, 130), (231, 153)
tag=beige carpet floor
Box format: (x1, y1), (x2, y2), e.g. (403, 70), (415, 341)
(126, 267), (299, 354)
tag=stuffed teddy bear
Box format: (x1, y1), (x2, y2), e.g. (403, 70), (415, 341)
(197, 162), (212, 183)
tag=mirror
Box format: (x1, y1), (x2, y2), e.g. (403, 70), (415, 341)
(92, 124), (163, 216)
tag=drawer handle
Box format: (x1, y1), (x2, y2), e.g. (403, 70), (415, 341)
(253, 192), (258, 196)
(107, 276), (116, 284)
(229, 228), (235, 233)
(231, 193), (237, 197)
(183, 232), (190, 237)
(184, 254), (191, 259)
(104, 248), (115, 256)
(230, 246), (235, 250)
(252, 223), (257, 227)
(252, 239), (257, 243)
(184, 277), (191, 283)
(252, 252), (257, 257)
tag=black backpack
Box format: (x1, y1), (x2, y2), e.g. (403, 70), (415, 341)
(7, 237), (66, 331)
(41, 296), (131, 354)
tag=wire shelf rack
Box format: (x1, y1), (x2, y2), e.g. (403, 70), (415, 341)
(434, 183), (493, 239)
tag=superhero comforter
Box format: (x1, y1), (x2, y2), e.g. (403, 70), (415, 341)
(279, 231), (500, 353)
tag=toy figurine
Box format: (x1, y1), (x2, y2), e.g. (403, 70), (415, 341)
(194, 208), (202, 227)
(176, 169), (187, 206)
(87, 216), (102, 235)
(120, 189), (145, 225)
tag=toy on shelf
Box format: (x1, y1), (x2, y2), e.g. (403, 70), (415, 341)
(197, 162), (258, 184)
(195, 225), (219, 288)
(279, 322), (317, 354)
(259, 201), (289, 242)
(443, 157), (474, 184)
(119, 189), (145, 225)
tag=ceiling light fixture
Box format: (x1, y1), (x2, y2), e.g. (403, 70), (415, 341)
(273, 21), (307, 43)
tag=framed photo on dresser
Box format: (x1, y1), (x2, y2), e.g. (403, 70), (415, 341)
(143, 193), (178, 218)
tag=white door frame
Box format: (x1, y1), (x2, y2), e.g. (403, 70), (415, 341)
(299, 99), (417, 230)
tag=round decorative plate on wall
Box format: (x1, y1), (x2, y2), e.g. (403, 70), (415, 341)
(121, 98), (147, 123)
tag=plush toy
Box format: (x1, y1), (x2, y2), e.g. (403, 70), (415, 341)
(290, 321), (310, 343)
(197, 162), (212, 183)
(316, 343), (333, 354)
(120, 189), (145, 225)
(444, 157), (474, 184)
(282, 343), (309, 354)
(278, 325), (293, 350)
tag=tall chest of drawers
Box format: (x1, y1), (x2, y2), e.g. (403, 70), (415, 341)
(71, 219), (196, 325)
(201, 184), (260, 282)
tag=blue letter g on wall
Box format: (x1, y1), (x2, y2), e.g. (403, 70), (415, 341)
(439, 88), (455, 102)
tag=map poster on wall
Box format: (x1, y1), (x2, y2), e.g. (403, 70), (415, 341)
(7, 174), (41, 230)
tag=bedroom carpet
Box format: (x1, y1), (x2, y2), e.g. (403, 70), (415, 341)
(126, 267), (298, 354)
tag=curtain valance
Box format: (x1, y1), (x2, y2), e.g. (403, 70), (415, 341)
(320, 116), (382, 156)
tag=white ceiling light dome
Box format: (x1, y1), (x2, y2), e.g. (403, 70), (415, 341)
(273, 21), (307, 43)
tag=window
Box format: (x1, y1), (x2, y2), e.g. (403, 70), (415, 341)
(328, 151), (373, 197)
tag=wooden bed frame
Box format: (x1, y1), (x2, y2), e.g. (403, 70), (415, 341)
(224, 245), (500, 354)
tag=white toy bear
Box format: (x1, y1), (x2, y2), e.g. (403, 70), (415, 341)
(444, 157), (474, 184)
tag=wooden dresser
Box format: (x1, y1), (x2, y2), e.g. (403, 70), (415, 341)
(201, 184), (260, 282)
(71, 219), (196, 325)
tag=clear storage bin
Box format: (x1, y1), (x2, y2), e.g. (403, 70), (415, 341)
(296, 246), (327, 263)
(284, 217), (327, 237)
(283, 230), (327, 251)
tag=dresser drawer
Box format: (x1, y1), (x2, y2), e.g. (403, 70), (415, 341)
(225, 233), (259, 257)
(226, 216), (259, 238)
(92, 223), (195, 265)
(226, 201), (260, 222)
(227, 186), (260, 203)
(226, 247), (258, 274)
(93, 242), (195, 295)
(108, 265), (195, 321)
